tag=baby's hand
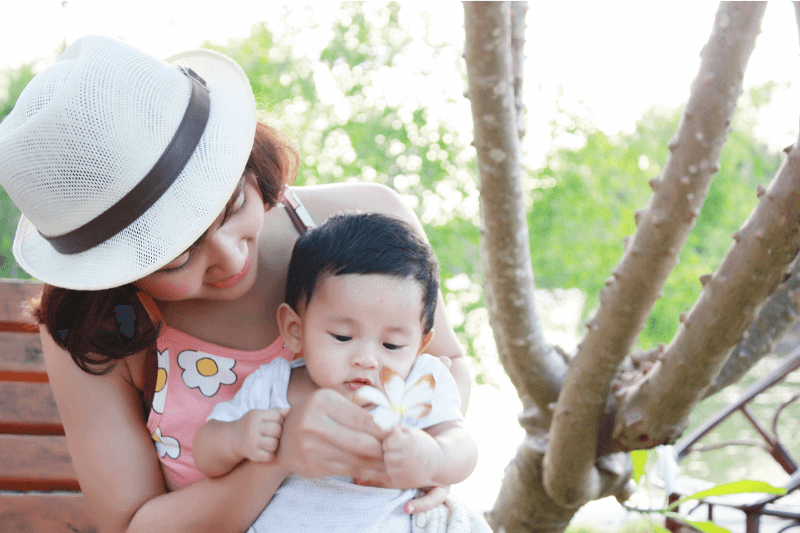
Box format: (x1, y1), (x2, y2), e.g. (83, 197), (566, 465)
(234, 408), (287, 463)
(383, 424), (442, 489)
(404, 486), (450, 514)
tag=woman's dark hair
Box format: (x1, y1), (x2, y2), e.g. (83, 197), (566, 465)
(285, 212), (440, 334)
(34, 122), (298, 375)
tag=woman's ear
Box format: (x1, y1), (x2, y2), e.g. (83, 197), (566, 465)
(277, 303), (303, 355)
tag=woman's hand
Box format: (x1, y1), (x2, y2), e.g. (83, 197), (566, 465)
(278, 388), (390, 480)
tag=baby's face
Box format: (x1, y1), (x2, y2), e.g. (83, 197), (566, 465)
(300, 273), (425, 400)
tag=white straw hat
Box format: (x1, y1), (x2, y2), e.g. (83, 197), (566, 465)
(0, 35), (256, 290)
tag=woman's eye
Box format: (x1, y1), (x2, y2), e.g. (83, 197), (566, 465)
(233, 190), (247, 213)
(332, 334), (352, 342)
(383, 343), (403, 351)
(160, 251), (193, 273)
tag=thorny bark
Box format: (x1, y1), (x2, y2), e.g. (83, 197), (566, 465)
(465, 1), (566, 419)
(466, 2), (636, 531)
(465, 3), (572, 531)
(465, 1), (799, 531)
(613, 125), (800, 449)
(543, 2), (767, 507)
(706, 249), (800, 396)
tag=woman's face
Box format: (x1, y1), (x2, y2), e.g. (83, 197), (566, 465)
(133, 174), (267, 302)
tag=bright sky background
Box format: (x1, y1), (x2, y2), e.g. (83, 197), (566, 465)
(3, 1), (799, 519)
(3, 1), (800, 165)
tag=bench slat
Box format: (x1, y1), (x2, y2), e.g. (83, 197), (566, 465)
(0, 492), (96, 533)
(0, 434), (79, 491)
(0, 330), (46, 381)
(0, 279), (41, 330)
(0, 382), (63, 435)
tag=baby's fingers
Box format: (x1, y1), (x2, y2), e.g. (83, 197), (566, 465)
(404, 486), (449, 514)
(251, 437), (280, 462)
(260, 419), (284, 439)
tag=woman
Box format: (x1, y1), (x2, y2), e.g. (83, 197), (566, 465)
(0, 35), (469, 533)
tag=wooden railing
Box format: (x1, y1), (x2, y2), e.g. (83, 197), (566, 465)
(0, 278), (97, 532)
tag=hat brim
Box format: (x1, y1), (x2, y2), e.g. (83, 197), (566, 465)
(13, 48), (256, 290)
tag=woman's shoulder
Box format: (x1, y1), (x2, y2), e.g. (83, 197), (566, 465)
(291, 182), (413, 222)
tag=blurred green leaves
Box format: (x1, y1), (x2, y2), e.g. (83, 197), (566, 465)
(0, 61), (35, 278)
(0, 3), (786, 365)
(527, 89), (782, 349)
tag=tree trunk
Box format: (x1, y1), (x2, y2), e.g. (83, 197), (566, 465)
(462, 2), (800, 531)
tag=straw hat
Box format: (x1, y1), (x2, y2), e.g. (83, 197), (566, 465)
(0, 35), (256, 290)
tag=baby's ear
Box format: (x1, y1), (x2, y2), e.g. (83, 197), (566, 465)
(276, 303), (303, 354)
(417, 330), (434, 356)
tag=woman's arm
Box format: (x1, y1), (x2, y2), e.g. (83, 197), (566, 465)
(41, 326), (287, 533)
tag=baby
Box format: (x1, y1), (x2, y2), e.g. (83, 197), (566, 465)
(193, 212), (478, 532)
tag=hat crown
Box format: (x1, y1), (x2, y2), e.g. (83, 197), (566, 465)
(0, 35), (192, 237)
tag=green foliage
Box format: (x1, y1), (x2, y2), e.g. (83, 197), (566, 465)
(631, 449), (649, 483)
(0, 61), (36, 279)
(626, 449), (787, 533)
(206, 4), (484, 363)
(528, 90), (782, 349)
(669, 479), (786, 511)
(0, 5), (786, 371)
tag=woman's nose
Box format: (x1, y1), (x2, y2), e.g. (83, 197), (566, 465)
(205, 229), (247, 279)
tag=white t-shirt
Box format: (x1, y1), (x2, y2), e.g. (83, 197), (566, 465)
(208, 353), (463, 533)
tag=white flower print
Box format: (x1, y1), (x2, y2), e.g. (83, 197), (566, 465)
(152, 426), (181, 459)
(151, 348), (169, 414)
(178, 350), (237, 397)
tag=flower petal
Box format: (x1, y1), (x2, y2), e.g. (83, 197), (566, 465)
(371, 406), (402, 431)
(404, 403), (432, 421)
(383, 371), (407, 406)
(401, 374), (436, 410)
(354, 385), (391, 409)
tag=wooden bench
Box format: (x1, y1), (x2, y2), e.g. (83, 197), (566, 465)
(664, 344), (800, 533)
(0, 278), (98, 532)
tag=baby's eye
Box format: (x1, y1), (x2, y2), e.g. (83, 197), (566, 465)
(383, 343), (403, 351)
(332, 334), (352, 342)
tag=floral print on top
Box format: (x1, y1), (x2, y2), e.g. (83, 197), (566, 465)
(145, 325), (294, 489)
(145, 187), (312, 488)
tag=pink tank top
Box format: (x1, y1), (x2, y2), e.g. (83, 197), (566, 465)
(144, 189), (315, 489)
(145, 326), (294, 488)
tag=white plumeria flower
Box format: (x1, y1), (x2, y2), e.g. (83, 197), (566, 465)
(354, 367), (436, 430)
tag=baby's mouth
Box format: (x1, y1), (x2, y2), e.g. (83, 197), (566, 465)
(346, 377), (373, 391)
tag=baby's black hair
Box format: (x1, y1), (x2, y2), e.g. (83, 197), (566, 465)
(285, 212), (439, 334)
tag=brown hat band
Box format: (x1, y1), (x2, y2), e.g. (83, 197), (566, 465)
(40, 67), (211, 255)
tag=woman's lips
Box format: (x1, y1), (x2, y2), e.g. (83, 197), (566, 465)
(209, 256), (251, 289)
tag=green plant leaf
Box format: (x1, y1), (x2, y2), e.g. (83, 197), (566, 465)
(653, 525), (672, 533)
(631, 449), (648, 483)
(681, 521), (730, 533)
(668, 480), (786, 510)
(662, 511), (731, 533)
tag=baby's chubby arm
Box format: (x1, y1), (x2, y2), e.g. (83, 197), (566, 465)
(193, 408), (288, 478)
(383, 419), (477, 497)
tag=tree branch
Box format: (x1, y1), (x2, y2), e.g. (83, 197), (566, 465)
(543, 2), (767, 507)
(465, 1), (567, 414)
(511, 2), (527, 139)
(705, 249), (800, 397)
(614, 123), (800, 450)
